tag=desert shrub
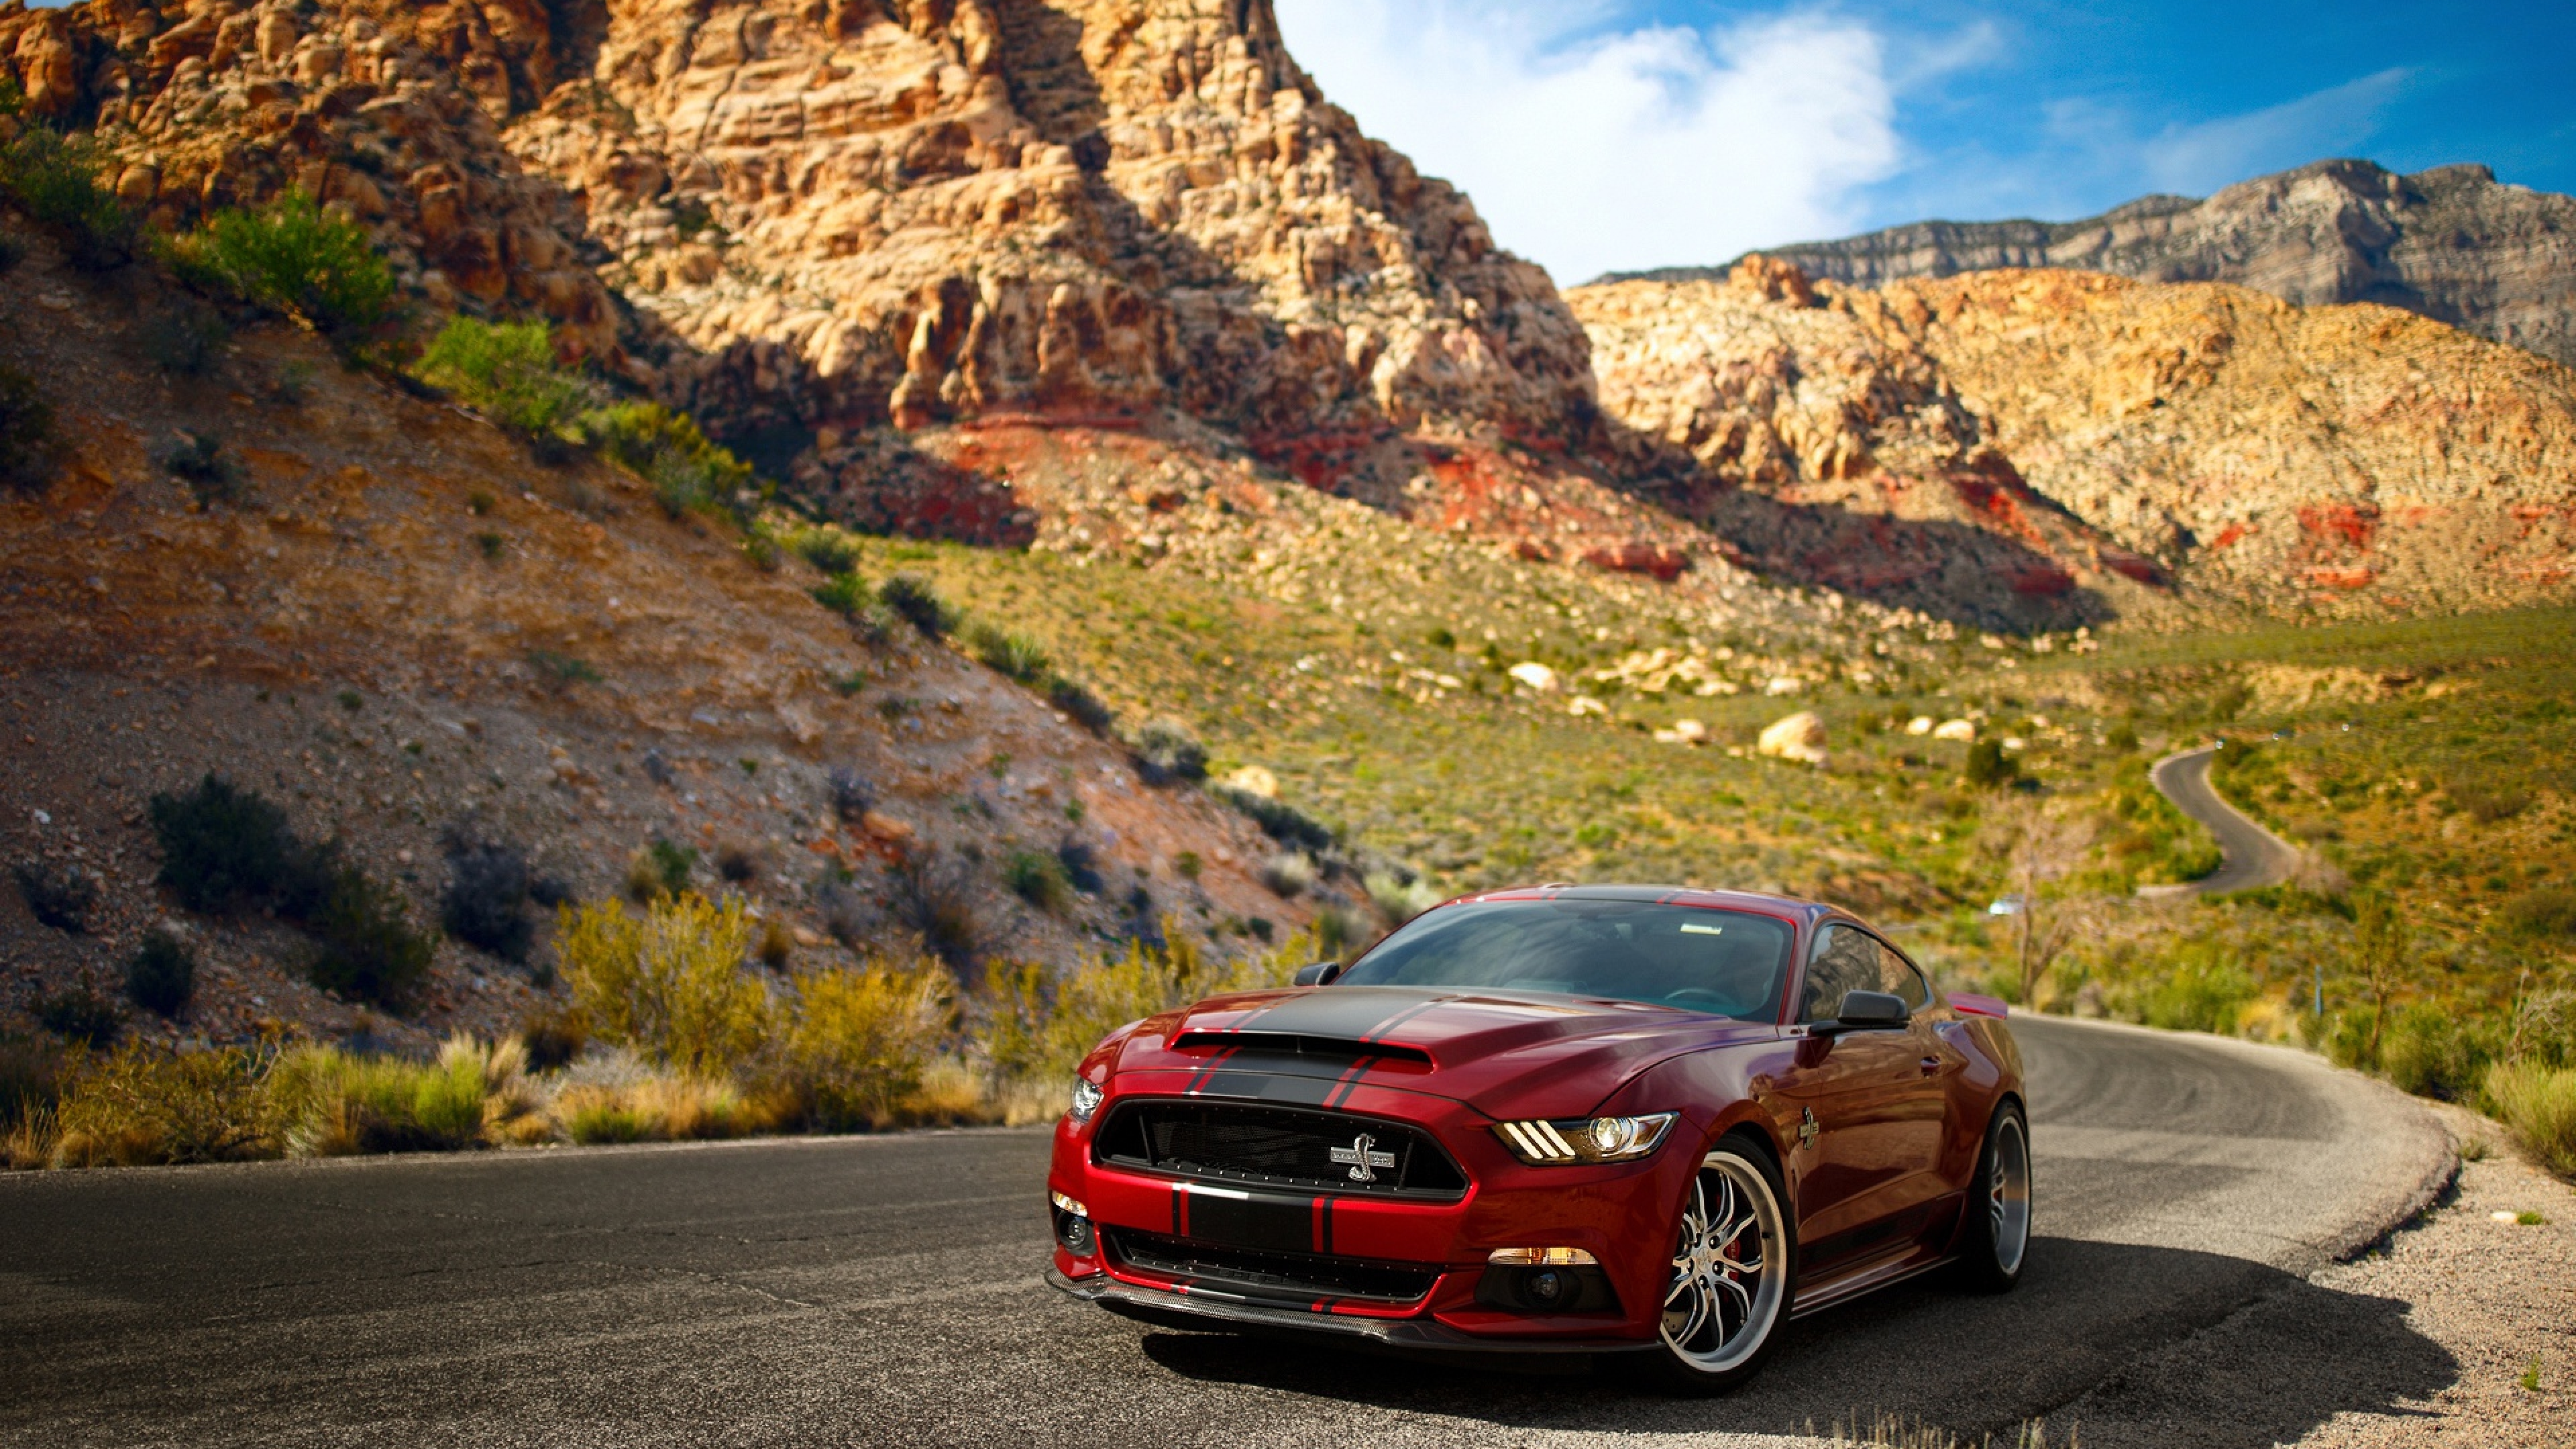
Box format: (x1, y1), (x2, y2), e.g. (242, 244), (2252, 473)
(0, 362), (58, 494)
(161, 430), (243, 504)
(756, 916), (794, 969)
(519, 1008), (588, 1073)
(2501, 889), (2576, 942)
(526, 649), (601, 690)
(1133, 719), (1208, 784)
(887, 850), (981, 969)
(811, 571), (871, 616)
(553, 1070), (769, 1144)
(2508, 991), (2576, 1071)
(1364, 869), (1442, 925)
(13, 859), (97, 932)
(1047, 676), (1115, 733)
(125, 930), (196, 1017)
(879, 574), (954, 637)
(2381, 1003), (2495, 1101)
(143, 304), (229, 378)
(0, 227), (19, 274)
(793, 529), (860, 574)
(1212, 784), (1335, 853)
(623, 837), (697, 901)
(1056, 841), (1105, 894)
(557, 894), (772, 1076)
(2445, 773), (2532, 824)
(2128, 944), (2258, 1034)
(1, 1032), (62, 1125)
(0, 125), (137, 270)
(2483, 1060), (2576, 1176)
(171, 189), (394, 339)
(967, 621), (1049, 683)
(1964, 738), (2019, 789)
(49, 1040), (276, 1167)
(268, 1038), (502, 1155)
(1004, 849), (1072, 913)
(983, 932), (1299, 1083)
(441, 837), (536, 963)
(716, 843), (759, 884)
(1258, 851), (1316, 898)
(35, 982), (119, 1048)
(415, 317), (592, 445)
(579, 402), (755, 518)
(2106, 721), (2140, 752)
(827, 767), (873, 822)
(306, 869), (439, 1009)
(777, 959), (951, 1130)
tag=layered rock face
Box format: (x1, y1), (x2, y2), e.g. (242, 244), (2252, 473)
(1617, 160), (2576, 368)
(1572, 263), (2576, 616)
(0, 0), (1593, 450)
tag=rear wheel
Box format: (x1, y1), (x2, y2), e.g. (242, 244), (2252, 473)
(1957, 1099), (2031, 1292)
(1623, 1136), (1792, 1393)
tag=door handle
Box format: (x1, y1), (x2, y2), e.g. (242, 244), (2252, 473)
(1919, 1057), (1941, 1076)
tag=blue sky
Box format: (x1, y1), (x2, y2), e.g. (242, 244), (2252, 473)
(1276, 1), (2576, 282)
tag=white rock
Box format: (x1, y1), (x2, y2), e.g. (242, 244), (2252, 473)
(1508, 661), (1559, 692)
(1905, 716), (1934, 735)
(1933, 718), (1976, 742)
(1224, 765), (1279, 798)
(1757, 712), (1828, 765)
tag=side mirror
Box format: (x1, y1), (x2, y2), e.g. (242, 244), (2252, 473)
(1292, 960), (1344, 987)
(1825, 990), (1908, 1032)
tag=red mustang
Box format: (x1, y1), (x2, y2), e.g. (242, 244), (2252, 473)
(1044, 885), (2030, 1391)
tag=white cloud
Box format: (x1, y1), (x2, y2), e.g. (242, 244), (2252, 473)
(1274, 1), (1903, 282)
(2139, 68), (2413, 195)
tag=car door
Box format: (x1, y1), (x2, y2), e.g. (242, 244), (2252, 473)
(1772, 922), (1931, 1275)
(1864, 935), (1961, 1225)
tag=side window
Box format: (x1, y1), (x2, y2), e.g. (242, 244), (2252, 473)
(1798, 924), (1880, 1021)
(1874, 939), (1930, 1014)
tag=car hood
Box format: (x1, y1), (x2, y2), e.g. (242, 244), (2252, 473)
(1110, 984), (1774, 1120)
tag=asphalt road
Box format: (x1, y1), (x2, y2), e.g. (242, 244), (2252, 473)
(2148, 747), (2303, 895)
(0, 1018), (2451, 1449)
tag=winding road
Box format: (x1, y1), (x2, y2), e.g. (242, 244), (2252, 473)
(0, 1018), (2452, 1448)
(2148, 745), (2304, 895)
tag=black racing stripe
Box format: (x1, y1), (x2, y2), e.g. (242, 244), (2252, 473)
(1171, 1183), (1187, 1237)
(1322, 1055), (1377, 1109)
(1236, 988), (1437, 1042)
(1182, 1046), (1239, 1095)
(1358, 998), (1445, 1044)
(1316, 1196), (1335, 1256)
(1196, 1069), (1338, 1106)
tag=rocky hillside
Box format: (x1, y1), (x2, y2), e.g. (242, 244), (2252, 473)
(1573, 260), (2576, 619)
(1615, 160), (2576, 368)
(0, 231), (1305, 1055)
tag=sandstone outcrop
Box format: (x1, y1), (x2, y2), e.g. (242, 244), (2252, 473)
(1618, 160), (2576, 368)
(1571, 263), (2576, 617)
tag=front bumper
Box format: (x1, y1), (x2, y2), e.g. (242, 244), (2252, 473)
(1047, 1082), (1701, 1349)
(1046, 1267), (1660, 1354)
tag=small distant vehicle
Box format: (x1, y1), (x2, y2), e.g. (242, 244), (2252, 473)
(1044, 885), (2029, 1391)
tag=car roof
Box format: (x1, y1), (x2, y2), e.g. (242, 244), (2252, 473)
(1453, 883), (1849, 926)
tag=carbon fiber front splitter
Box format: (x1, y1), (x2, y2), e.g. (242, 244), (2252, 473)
(1044, 1267), (1658, 1354)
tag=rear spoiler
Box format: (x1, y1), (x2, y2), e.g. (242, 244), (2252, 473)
(1948, 992), (2010, 1019)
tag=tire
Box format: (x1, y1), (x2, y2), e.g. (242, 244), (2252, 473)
(1618, 1134), (1794, 1394)
(1956, 1099), (2032, 1293)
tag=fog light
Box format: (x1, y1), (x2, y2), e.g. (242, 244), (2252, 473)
(1050, 1191), (1095, 1256)
(1486, 1246), (1597, 1265)
(1526, 1269), (1568, 1305)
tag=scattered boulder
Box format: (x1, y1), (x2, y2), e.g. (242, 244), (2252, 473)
(1507, 661), (1560, 692)
(1757, 712), (1828, 765)
(1904, 715), (1935, 735)
(1222, 765), (1280, 800)
(1933, 718), (1977, 742)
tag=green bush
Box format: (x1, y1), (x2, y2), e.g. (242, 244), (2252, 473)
(306, 869), (439, 1010)
(793, 529), (860, 574)
(811, 572), (870, 616)
(125, 930), (196, 1017)
(1965, 737), (2019, 789)
(13, 859), (97, 932)
(2131, 945), (2257, 1034)
(879, 574), (955, 637)
(2444, 773), (2532, 824)
(968, 621), (1049, 683)
(268, 1040), (498, 1155)
(1004, 849), (1072, 913)
(2483, 1060), (2576, 1175)
(173, 189), (394, 339)
(2502, 888), (2576, 941)
(441, 839), (538, 963)
(0, 125), (137, 270)
(778, 961), (951, 1130)
(2381, 1002), (2494, 1101)
(559, 894), (773, 1077)
(148, 774), (330, 916)
(0, 362), (58, 494)
(49, 1041), (276, 1166)
(578, 402), (754, 517)
(162, 431), (244, 504)
(35, 982), (120, 1048)
(1048, 676), (1116, 733)
(1212, 784), (1335, 853)
(143, 305), (229, 378)
(415, 317), (593, 445)
(1133, 719), (1208, 784)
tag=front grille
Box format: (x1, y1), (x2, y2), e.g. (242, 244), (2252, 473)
(1107, 1229), (1440, 1304)
(1093, 1099), (1468, 1198)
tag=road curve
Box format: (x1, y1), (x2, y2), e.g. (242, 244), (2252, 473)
(2148, 745), (2303, 894)
(0, 1019), (2451, 1449)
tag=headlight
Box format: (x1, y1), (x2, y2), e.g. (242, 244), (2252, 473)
(1492, 1112), (1676, 1165)
(1068, 1077), (1104, 1123)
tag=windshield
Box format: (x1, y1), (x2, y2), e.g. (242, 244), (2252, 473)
(1336, 899), (1795, 1019)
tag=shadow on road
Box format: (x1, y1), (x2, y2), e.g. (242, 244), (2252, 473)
(1133, 1237), (2456, 1447)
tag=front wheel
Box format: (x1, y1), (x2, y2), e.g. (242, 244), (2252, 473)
(1957, 1099), (2032, 1292)
(1622, 1136), (1792, 1394)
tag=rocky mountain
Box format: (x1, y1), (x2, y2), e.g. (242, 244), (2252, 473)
(1572, 259), (2576, 619)
(1611, 160), (2576, 369)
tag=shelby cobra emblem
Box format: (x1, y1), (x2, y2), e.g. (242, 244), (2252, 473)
(1329, 1132), (1397, 1183)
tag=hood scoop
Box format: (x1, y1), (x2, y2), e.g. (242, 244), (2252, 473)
(1169, 1031), (1436, 1069)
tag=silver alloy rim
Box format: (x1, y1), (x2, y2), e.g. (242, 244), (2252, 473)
(1660, 1152), (1786, 1373)
(1989, 1113), (2032, 1275)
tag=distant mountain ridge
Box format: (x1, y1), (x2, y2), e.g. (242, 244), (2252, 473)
(1607, 160), (2576, 367)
